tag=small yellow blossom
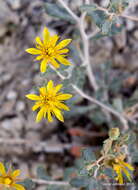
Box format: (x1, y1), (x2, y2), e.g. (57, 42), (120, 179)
(26, 80), (72, 122)
(26, 27), (72, 73)
(113, 157), (134, 184)
(0, 162), (25, 190)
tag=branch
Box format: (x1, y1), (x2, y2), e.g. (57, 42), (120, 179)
(58, 0), (99, 91)
(88, 28), (101, 39)
(97, 6), (138, 22)
(121, 14), (138, 22)
(78, 13), (99, 91)
(57, 0), (79, 22)
(52, 68), (131, 131)
(32, 178), (69, 186)
(72, 84), (129, 131)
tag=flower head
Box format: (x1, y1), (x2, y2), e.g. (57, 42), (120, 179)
(26, 27), (72, 73)
(26, 80), (72, 122)
(113, 156), (134, 184)
(0, 162), (25, 190)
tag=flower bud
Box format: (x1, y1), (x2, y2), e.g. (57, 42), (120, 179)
(109, 128), (120, 140)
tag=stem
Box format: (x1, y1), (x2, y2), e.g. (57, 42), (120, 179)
(88, 28), (101, 39)
(58, 0), (99, 91)
(97, 6), (138, 22)
(72, 84), (129, 130)
(121, 14), (138, 22)
(32, 178), (69, 186)
(57, 0), (79, 22)
(79, 13), (99, 91)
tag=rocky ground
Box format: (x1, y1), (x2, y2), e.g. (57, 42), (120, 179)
(0, 0), (138, 189)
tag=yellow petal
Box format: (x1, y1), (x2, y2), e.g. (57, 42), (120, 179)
(121, 161), (134, 171)
(57, 48), (69, 54)
(36, 108), (45, 122)
(114, 165), (123, 184)
(26, 94), (41, 101)
(35, 55), (43, 61)
(55, 39), (72, 50)
(118, 172), (123, 184)
(56, 102), (70, 111)
(50, 58), (60, 68)
(40, 59), (48, 73)
(11, 170), (20, 178)
(43, 27), (50, 45)
(48, 111), (53, 122)
(0, 162), (6, 175)
(54, 84), (63, 93)
(39, 87), (46, 96)
(49, 35), (59, 46)
(32, 103), (41, 111)
(35, 36), (43, 46)
(47, 80), (53, 91)
(26, 48), (41, 55)
(121, 166), (132, 182)
(56, 55), (71, 66)
(52, 108), (64, 122)
(57, 94), (72, 100)
(12, 184), (25, 190)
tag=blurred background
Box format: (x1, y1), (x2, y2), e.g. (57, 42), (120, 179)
(0, 0), (138, 189)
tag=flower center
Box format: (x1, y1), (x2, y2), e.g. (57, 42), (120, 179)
(42, 46), (55, 57)
(42, 95), (55, 105)
(4, 177), (13, 185)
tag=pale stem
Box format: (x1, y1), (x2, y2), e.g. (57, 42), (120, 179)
(53, 66), (130, 130)
(57, 0), (79, 22)
(97, 6), (138, 22)
(121, 14), (138, 22)
(58, 0), (99, 91)
(72, 84), (129, 130)
(79, 13), (99, 91)
(32, 178), (69, 186)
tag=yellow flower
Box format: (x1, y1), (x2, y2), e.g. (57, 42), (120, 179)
(113, 158), (134, 184)
(26, 27), (72, 73)
(0, 162), (25, 190)
(26, 80), (72, 122)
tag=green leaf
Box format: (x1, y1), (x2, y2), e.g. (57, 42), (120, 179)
(63, 167), (76, 180)
(47, 185), (64, 190)
(71, 65), (86, 88)
(37, 166), (51, 180)
(79, 168), (89, 176)
(109, 21), (123, 35)
(80, 4), (123, 36)
(19, 179), (35, 190)
(132, 151), (138, 163)
(70, 177), (89, 187)
(69, 45), (82, 65)
(103, 168), (115, 178)
(113, 98), (123, 113)
(127, 132), (136, 144)
(109, 73), (127, 95)
(74, 158), (85, 169)
(89, 109), (107, 125)
(101, 20), (112, 34)
(81, 148), (96, 163)
(87, 178), (100, 190)
(44, 3), (75, 24)
(109, 0), (130, 13)
(64, 105), (95, 119)
(80, 4), (98, 12)
(91, 32), (107, 40)
(89, 10), (108, 28)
